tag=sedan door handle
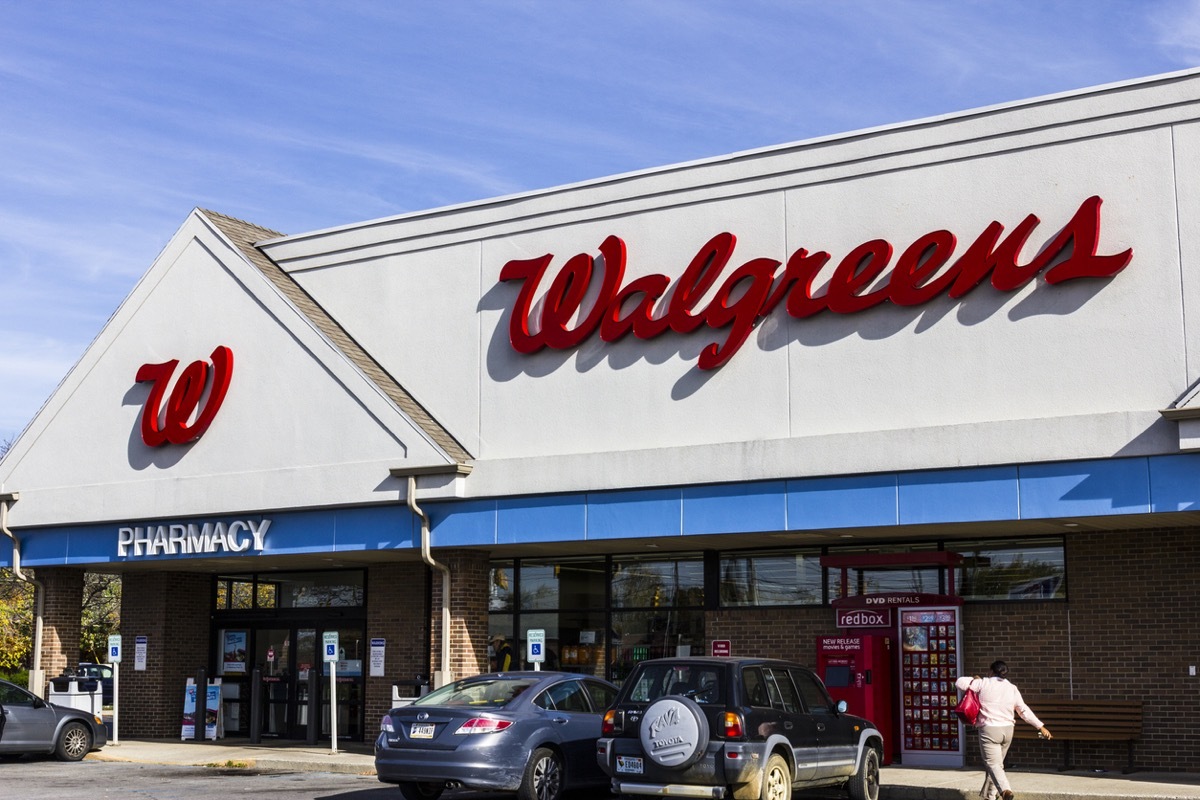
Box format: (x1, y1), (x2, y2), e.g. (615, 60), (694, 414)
(552, 717), (569, 724)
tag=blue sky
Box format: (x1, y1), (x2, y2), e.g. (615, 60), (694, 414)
(1, 0), (1198, 445)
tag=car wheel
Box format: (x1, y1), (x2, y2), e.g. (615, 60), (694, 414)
(398, 782), (445, 800)
(760, 752), (791, 800)
(846, 747), (880, 800)
(55, 721), (92, 761)
(519, 746), (565, 800)
(638, 696), (710, 769)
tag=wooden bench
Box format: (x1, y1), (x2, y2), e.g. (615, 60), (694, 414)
(1013, 699), (1143, 772)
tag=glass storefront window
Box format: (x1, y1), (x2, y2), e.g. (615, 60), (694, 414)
(489, 561), (514, 611)
(519, 558), (606, 611)
(719, 549), (823, 606)
(610, 608), (704, 681)
(827, 544), (942, 597)
(271, 571), (364, 608)
(611, 554), (704, 608)
(954, 538), (1066, 600)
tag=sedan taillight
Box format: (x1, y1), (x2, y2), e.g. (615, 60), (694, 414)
(455, 717), (514, 735)
(723, 711), (744, 739)
(380, 715), (395, 733)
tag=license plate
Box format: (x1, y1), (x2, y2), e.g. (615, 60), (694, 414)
(616, 756), (643, 774)
(410, 723), (435, 739)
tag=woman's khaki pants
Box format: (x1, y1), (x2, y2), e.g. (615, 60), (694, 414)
(978, 725), (1014, 798)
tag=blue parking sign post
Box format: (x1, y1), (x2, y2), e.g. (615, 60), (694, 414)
(108, 635), (121, 745)
(323, 632), (339, 754)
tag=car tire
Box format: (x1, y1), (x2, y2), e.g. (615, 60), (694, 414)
(759, 752), (791, 800)
(398, 782), (445, 800)
(639, 696), (709, 769)
(518, 746), (564, 800)
(846, 747), (880, 800)
(55, 721), (92, 762)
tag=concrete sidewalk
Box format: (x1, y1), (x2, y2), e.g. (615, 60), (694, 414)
(88, 738), (1200, 800)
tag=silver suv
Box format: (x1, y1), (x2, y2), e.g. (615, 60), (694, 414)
(596, 657), (883, 800)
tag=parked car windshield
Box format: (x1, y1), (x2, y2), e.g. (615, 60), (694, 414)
(413, 677), (540, 708)
(626, 662), (724, 704)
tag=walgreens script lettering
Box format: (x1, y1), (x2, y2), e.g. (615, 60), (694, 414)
(499, 196), (1133, 370)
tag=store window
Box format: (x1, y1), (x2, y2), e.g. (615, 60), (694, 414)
(719, 549), (823, 606)
(488, 553), (706, 683)
(828, 544), (943, 597)
(954, 538), (1066, 600)
(214, 570), (365, 611)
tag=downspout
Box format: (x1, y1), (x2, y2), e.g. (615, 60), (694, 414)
(406, 476), (454, 689)
(1, 490), (45, 696)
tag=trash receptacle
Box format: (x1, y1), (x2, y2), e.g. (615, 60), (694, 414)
(47, 674), (102, 715)
(391, 675), (429, 707)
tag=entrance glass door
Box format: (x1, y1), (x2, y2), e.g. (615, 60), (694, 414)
(255, 628), (292, 737)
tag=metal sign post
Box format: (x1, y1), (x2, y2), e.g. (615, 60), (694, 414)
(108, 635), (122, 745)
(323, 631), (339, 754)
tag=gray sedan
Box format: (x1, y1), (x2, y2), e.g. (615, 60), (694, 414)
(375, 671), (617, 800)
(0, 678), (108, 760)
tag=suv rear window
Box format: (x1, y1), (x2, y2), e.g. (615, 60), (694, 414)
(625, 662), (725, 704)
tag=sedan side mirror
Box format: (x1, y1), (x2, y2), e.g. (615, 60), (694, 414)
(32, 697), (46, 709)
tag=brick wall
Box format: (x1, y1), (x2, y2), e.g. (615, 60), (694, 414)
(119, 572), (211, 737)
(428, 549), (491, 681)
(365, 562), (430, 725)
(700, 529), (1200, 772)
(37, 568), (84, 683)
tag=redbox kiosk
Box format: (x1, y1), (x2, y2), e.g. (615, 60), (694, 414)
(819, 552), (967, 768)
(816, 633), (895, 764)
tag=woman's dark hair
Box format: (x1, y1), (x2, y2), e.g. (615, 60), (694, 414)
(990, 660), (1009, 679)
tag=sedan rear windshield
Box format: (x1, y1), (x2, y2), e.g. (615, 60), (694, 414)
(413, 677), (540, 708)
(626, 663), (724, 704)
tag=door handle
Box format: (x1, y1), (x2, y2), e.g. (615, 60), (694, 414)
(816, 723), (826, 732)
(552, 717), (569, 724)
(784, 721), (793, 730)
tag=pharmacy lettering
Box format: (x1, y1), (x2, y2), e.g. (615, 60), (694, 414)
(499, 196), (1133, 370)
(118, 519), (270, 557)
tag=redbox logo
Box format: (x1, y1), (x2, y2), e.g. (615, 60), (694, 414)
(499, 196), (1132, 369)
(135, 346), (234, 447)
(837, 608), (892, 629)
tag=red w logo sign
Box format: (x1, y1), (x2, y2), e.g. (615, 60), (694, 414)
(136, 346), (234, 447)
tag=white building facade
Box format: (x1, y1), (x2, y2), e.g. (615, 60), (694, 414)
(4, 69), (1200, 767)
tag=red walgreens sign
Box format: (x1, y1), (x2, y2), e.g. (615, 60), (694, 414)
(499, 196), (1132, 369)
(135, 345), (234, 447)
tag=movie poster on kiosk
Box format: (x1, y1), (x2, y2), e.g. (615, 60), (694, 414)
(899, 606), (964, 768)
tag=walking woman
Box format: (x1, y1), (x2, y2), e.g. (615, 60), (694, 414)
(956, 660), (1052, 800)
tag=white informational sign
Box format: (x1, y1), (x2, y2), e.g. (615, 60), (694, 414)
(370, 638), (386, 677)
(323, 631), (339, 663)
(108, 634), (122, 663)
(527, 628), (546, 664)
(135, 635), (148, 671)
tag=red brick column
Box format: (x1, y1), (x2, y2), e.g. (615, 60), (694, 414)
(37, 568), (84, 685)
(428, 549), (491, 683)
(119, 572), (211, 737)
(366, 562), (430, 723)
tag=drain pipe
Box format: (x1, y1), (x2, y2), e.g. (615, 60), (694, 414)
(406, 476), (454, 689)
(1, 490), (45, 696)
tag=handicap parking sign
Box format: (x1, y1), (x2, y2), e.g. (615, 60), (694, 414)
(322, 631), (339, 663)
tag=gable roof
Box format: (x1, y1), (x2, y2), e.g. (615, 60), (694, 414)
(202, 209), (473, 467)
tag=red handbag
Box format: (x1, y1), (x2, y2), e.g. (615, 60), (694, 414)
(954, 688), (981, 725)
